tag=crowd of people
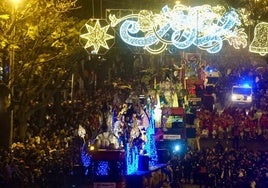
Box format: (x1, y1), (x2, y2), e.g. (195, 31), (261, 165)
(0, 85), (152, 187)
(0, 56), (268, 188)
(169, 144), (268, 188)
(192, 64), (268, 148)
(0, 87), (267, 188)
(195, 105), (268, 143)
(0, 99), (88, 187)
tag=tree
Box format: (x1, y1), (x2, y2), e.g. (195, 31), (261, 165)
(0, 0), (86, 146)
(222, 0), (268, 22)
(0, 84), (11, 149)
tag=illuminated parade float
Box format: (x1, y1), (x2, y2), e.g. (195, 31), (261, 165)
(78, 2), (268, 187)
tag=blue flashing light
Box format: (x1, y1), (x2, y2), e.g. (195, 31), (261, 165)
(174, 144), (181, 152)
(242, 83), (251, 88)
(205, 66), (219, 75)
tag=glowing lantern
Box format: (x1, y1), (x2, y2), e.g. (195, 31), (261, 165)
(249, 22), (268, 56)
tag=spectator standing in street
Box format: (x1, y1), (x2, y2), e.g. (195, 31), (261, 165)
(233, 125), (240, 150)
(198, 160), (209, 188)
(181, 153), (193, 184)
(169, 154), (182, 187)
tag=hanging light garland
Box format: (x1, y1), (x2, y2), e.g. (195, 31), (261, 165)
(108, 3), (248, 54)
(79, 2), (255, 55)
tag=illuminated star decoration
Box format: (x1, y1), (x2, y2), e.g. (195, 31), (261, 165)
(80, 20), (114, 54)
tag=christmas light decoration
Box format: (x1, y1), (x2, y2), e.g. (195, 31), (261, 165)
(81, 143), (91, 168)
(249, 22), (268, 56)
(108, 3), (247, 54)
(96, 161), (109, 175)
(144, 117), (158, 166)
(126, 145), (139, 175)
(153, 105), (162, 128)
(80, 19), (115, 55)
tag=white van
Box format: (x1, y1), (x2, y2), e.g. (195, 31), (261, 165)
(204, 69), (221, 88)
(231, 85), (253, 104)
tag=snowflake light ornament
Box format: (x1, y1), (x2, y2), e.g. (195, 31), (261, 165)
(80, 19), (114, 55)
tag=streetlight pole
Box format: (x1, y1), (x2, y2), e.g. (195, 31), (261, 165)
(9, 0), (20, 148)
(9, 38), (15, 148)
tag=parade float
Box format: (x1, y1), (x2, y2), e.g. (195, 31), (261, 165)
(77, 68), (191, 187)
(78, 99), (172, 188)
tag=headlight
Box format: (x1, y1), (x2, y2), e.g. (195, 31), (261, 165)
(231, 94), (237, 101)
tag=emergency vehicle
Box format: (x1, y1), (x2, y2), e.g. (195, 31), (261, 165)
(231, 84), (253, 104)
(204, 67), (221, 89)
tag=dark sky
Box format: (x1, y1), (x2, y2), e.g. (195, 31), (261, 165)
(74, 0), (127, 19)
(75, 0), (176, 19)
(72, 0), (91, 19)
(74, 0), (226, 19)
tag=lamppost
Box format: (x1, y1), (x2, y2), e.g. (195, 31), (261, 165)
(9, 0), (21, 147)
